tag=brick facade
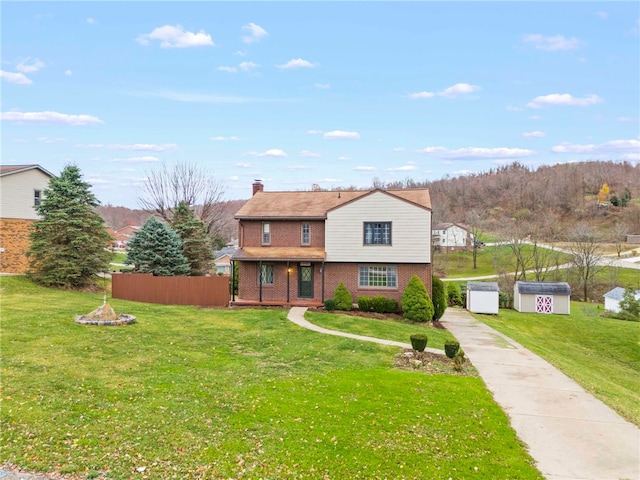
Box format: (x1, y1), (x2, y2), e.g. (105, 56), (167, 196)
(0, 218), (35, 274)
(240, 220), (325, 248)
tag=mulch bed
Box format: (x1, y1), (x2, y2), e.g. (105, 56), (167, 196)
(394, 349), (479, 377)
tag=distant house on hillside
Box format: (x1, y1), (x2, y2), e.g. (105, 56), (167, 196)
(0, 165), (54, 274)
(514, 281), (571, 315)
(432, 223), (472, 251)
(231, 181), (432, 306)
(603, 287), (640, 313)
(111, 225), (141, 248)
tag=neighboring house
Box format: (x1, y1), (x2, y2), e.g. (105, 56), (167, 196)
(626, 234), (640, 245)
(213, 244), (238, 275)
(231, 181), (432, 306)
(603, 287), (640, 313)
(514, 281), (571, 314)
(0, 165), (54, 274)
(467, 281), (499, 314)
(111, 225), (141, 248)
(432, 223), (472, 251)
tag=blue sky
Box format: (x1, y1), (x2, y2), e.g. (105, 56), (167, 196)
(2, 1), (639, 208)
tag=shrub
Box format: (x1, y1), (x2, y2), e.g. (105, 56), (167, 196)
(619, 288), (640, 318)
(372, 296), (388, 313)
(432, 276), (447, 320)
(444, 340), (460, 359)
(410, 334), (428, 352)
(402, 275), (434, 322)
(453, 348), (466, 372)
(324, 299), (337, 311)
(385, 298), (399, 314)
(498, 291), (510, 309)
(446, 282), (462, 307)
(358, 296), (373, 312)
(460, 289), (467, 307)
(333, 282), (353, 311)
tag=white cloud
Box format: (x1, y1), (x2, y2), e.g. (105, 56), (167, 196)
(620, 153), (640, 162)
(417, 146), (535, 159)
(393, 147), (406, 152)
(108, 143), (177, 152)
(324, 130), (360, 140)
(551, 138), (639, 155)
(65, 69), (73, 76)
(307, 129), (323, 135)
(234, 162), (252, 168)
(1, 110), (103, 125)
(277, 58), (316, 69)
(132, 89), (285, 104)
(211, 136), (239, 141)
(354, 166), (376, 171)
(596, 11), (608, 19)
(287, 165), (313, 170)
(522, 34), (582, 51)
(242, 22), (268, 44)
(136, 24), (214, 48)
(386, 165), (417, 172)
(112, 156), (160, 163)
(507, 105), (524, 112)
(16, 58), (45, 73)
(408, 91), (435, 99)
(439, 83), (480, 98)
(529, 115), (542, 120)
(234, 50), (247, 57)
(618, 117), (639, 123)
(408, 83), (479, 100)
(246, 149), (288, 157)
(453, 169), (474, 176)
(337, 156), (350, 161)
(0, 70), (32, 85)
(527, 93), (603, 108)
(37, 136), (67, 143)
(314, 83), (331, 89)
(218, 66), (237, 73)
(86, 17), (96, 24)
(239, 61), (259, 72)
(522, 131), (546, 138)
(300, 150), (321, 158)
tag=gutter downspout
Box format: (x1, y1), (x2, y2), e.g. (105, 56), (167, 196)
(259, 260), (263, 303)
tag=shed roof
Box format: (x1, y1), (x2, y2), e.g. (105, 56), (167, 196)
(467, 281), (499, 292)
(515, 281), (571, 295)
(235, 188), (430, 220)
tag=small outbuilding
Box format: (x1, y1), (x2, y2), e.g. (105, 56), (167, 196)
(466, 281), (499, 314)
(603, 287), (640, 313)
(513, 281), (571, 314)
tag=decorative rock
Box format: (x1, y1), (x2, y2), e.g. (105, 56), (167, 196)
(75, 303), (136, 326)
(85, 303), (117, 321)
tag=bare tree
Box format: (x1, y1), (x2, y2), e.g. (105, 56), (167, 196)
(139, 162), (227, 245)
(464, 209), (486, 270)
(567, 223), (608, 301)
(612, 223), (630, 258)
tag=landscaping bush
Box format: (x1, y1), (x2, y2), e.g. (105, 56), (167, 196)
(402, 275), (434, 322)
(385, 298), (399, 314)
(357, 296), (373, 312)
(460, 289), (467, 307)
(444, 340), (460, 359)
(498, 291), (511, 309)
(371, 295), (387, 313)
(620, 288), (640, 318)
(453, 348), (466, 372)
(324, 299), (337, 311)
(410, 334), (428, 352)
(446, 282), (463, 307)
(333, 282), (353, 311)
(432, 276), (447, 320)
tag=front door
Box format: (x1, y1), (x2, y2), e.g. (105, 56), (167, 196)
(298, 264), (314, 298)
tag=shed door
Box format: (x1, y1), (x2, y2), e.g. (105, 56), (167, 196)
(535, 295), (553, 313)
(298, 264), (314, 298)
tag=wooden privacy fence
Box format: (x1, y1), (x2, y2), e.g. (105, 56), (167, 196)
(112, 273), (230, 307)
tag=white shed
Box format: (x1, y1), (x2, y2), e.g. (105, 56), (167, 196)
(513, 281), (571, 314)
(466, 281), (499, 314)
(603, 287), (640, 313)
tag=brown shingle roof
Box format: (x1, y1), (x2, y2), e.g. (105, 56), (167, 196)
(235, 188), (430, 219)
(231, 247), (326, 261)
(0, 164), (55, 177)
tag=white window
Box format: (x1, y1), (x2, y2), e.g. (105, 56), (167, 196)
(262, 222), (271, 245)
(359, 265), (397, 288)
(260, 264), (274, 285)
(301, 223), (310, 245)
(34, 190), (42, 206)
(363, 222), (392, 245)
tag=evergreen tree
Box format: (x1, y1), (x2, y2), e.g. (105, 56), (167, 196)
(402, 275), (434, 322)
(169, 201), (214, 276)
(333, 282), (354, 311)
(27, 164), (112, 288)
(431, 275), (447, 320)
(126, 217), (190, 276)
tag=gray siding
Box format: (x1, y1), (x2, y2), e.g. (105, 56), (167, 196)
(0, 169), (51, 220)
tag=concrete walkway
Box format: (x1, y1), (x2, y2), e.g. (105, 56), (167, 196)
(286, 306), (443, 355)
(441, 307), (640, 480)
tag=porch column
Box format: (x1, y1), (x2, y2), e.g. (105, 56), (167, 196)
(258, 260), (263, 303)
(231, 260), (235, 302)
(286, 261), (290, 303)
(321, 261), (325, 302)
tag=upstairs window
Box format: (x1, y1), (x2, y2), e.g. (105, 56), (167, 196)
(34, 190), (42, 206)
(364, 222), (391, 245)
(262, 222), (271, 245)
(301, 223), (310, 245)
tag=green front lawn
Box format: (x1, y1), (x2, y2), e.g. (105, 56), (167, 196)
(305, 311), (456, 350)
(1, 276), (542, 479)
(474, 302), (640, 426)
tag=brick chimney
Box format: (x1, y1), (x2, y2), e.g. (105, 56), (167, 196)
(252, 180), (264, 196)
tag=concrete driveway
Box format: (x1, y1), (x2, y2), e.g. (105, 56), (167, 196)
(441, 308), (639, 480)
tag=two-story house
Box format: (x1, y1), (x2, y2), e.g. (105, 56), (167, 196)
(432, 222), (472, 251)
(0, 165), (54, 273)
(231, 182), (432, 306)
